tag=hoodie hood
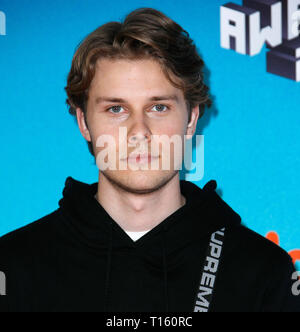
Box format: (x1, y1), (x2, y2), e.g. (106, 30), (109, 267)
(58, 177), (241, 312)
(59, 177), (241, 249)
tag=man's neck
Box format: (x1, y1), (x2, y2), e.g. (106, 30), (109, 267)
(94, 173), (186, 232)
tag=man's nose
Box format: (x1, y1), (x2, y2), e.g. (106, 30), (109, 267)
(127, 114), (152, 146)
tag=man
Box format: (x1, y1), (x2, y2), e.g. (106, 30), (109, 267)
(0, 7), (299, 312)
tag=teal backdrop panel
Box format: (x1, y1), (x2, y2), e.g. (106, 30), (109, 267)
(0, 0), (299, 269)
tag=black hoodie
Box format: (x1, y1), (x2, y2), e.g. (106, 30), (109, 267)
(0, 177), (299, 312)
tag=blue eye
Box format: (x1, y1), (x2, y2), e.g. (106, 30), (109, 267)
(152, 104), (168, 112)
(108, 106), (124, 114)
(107, 104), (168, 114)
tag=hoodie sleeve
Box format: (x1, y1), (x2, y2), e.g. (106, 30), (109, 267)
(261, 250), (300, 312)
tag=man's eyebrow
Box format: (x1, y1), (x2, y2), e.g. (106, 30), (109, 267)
(149, 95), (179, 102)
(95, 94), (179, 104)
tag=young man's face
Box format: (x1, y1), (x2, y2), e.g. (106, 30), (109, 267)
(77, 58), (199, 194)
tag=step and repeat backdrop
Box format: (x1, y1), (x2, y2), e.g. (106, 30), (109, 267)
(0, 0), (299, 269)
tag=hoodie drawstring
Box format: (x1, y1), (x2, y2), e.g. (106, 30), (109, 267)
(104, 220), (113, 312)
(162, 225), (169, 312)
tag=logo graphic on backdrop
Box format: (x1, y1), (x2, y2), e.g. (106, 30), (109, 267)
(0, 10), (6, 36)
(220, 0), (300, 82)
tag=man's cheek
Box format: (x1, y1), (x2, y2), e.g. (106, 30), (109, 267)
(95, 134), (118, 171)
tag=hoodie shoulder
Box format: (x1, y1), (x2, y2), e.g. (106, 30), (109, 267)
(225, 223), (294, 270)
(201, 180), (291, 264)
(0, 209), (62, 255)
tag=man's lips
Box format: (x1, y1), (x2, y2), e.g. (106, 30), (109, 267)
(126, 153), (160, 164)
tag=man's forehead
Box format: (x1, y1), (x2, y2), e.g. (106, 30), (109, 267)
(91, 58), (185, 101)
(94, 94), (181, 105)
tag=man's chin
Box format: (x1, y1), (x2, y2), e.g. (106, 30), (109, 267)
(100, 169), (179, 195)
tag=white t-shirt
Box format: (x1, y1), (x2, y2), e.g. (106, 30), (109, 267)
(125, 230), (150, 242)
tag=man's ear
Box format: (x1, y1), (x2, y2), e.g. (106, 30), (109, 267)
(186, 105), (200, 140)
(76, 108), (92, 142)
